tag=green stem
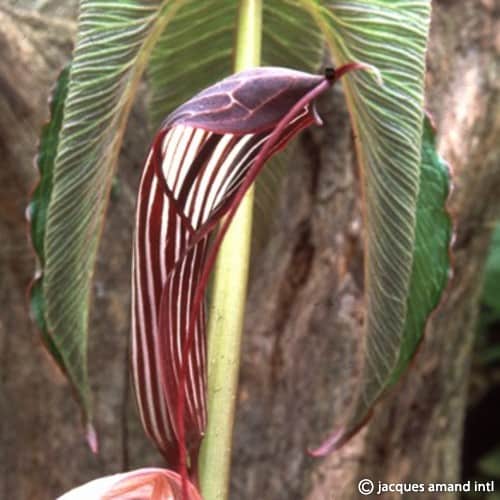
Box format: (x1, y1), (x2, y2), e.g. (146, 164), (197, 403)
(198, 1), (262, 499)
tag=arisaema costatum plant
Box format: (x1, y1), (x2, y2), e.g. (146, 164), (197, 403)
(28, 1), (452, 498)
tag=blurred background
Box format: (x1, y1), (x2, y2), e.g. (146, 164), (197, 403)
(0, 1), (499, 499)
(463, 225), (500, 499)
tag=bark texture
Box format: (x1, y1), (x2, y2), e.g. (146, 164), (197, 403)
(0, 1), (498, 500)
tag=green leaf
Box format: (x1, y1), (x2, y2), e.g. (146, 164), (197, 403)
(314, 114), (452, 453)
(262, 0), (325, 71)
(147, 0), (237, 126)
(32, 0), (186, 427)
(303, 0), (436, 450)
(29, 65), (70, 373)
(388, 115), (452, 384)
(30, 65), (70, 268)
(351, 115), (452, 438)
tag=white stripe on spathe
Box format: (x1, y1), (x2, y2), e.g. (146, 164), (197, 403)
(200, 134), (253, 223)
(164, 126), (184, 189)
(210, 132), (270, 216)
(176, 128), (211, 200)
(172, 128), (193, 198)
(159, 193), (169, 283)
(143, 175), (168, 446)
(188, 133), (234, 227)
(133, 172), (164, 446)
(133, 157), (157, 439)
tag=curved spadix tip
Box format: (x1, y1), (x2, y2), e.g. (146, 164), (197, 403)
(332, 62), (384, 87)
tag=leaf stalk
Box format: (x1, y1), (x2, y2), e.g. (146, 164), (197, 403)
(198, 1), (262, 499)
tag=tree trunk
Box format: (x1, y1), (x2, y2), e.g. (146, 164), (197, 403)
(0, 2), (498, 499)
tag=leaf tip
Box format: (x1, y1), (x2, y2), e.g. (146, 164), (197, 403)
(309, 408), (375, 457)
(86, 422), (99, 454)
(308, 428), (346, 457)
